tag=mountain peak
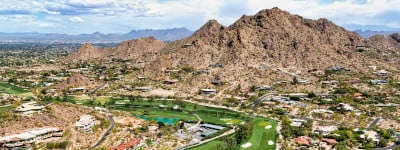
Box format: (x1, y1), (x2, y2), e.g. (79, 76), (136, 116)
(193, 19), (225, 37)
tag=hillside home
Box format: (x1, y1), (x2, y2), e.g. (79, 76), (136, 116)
(295, 136), (311, 146)
(14, 101), (45, 116)
(258, 85), (272, 91)
(211, 81), (223, 86)
(314, 126), (338, 135)
(326, 67), (351, 71)
(135, 87), (151, 92)
(164, 69), (180, 73)
(208, 63), (224, 68)
(163, 79), (178, 85)
(322, 138), (338, 145)
(321, 80), (339, 87)
(0, 127), (63, 149)
(290, 119), (307, 127)
(373, 69), (392, 76)
(338, 103), (354, 111)
(201, 89), (217, 95)
(75, 115), (100, 133)
(237, 89), (250, 94)
(311, 70), (325, 76)
(109, 138), (142, 150)
(360, 131), (380, 144)
(369, 80), (390, 85)
(68, 87), (86, 93)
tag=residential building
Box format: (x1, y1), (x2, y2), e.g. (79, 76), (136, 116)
(0, 127), (63, 149)
(75, 115), (100, 133)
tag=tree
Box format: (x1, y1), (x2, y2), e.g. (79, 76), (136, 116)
(379, 138), (388, 147)
(292, 77), (298, 85)
(249, 85), (257, 92)
(222, 136), (237, 149)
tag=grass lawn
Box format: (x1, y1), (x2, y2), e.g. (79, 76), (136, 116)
(239, 117), (277, 150)
(0, 105), (12, 112)
(112, 106), (198, 121)
(191, 141), (225, 150)
(0, 82), (30, 94)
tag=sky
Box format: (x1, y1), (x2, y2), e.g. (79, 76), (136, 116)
(0, 0), (399, 34)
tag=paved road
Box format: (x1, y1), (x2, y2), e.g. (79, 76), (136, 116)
(173, 129), (236, 150)
(90, 81), (108, 93)
(91, 115), (114, 148)
(372, 134), (400, 150)
(193, 113), (202, 127)
(367, 118), (382, 129)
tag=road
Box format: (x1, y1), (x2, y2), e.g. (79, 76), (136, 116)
(90, 81), (108, 94)
(372, 134), (400, 150)
(91, 115), (114, 148)
(193, 113), (202, 127)
(367, 118), (382, 129)
(173, 128), (236, 150)
(210, 81), (238, 101)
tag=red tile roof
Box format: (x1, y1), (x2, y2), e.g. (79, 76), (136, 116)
(322, 138), (337, 145)
(109, 138), (141, 150)
(295, 136), (311, 145)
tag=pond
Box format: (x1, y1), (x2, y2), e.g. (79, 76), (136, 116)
(132, 113), (181, 124)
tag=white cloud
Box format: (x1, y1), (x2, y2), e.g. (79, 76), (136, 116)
(0, 0), (400, 34)
(68, 0), (116, 7)
(68, 16), (84, 23)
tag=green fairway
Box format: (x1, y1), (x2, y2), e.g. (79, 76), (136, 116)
(191, 141), (225, 150)
(0, 82), (30, 94)
(239, 117), (277, 150)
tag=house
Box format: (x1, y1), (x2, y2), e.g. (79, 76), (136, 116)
(290, 119), (307, 127)
(295, 136), (311, 146)
(311, 70), (325, 76)
(297, 80), (310, 84)
(258, 85), (272, 91)
(208, 63), (223, 68)
(15, 101), (45, 116)
(181, 44), (192, 48)
(211, 81), (223, 86)
(137, 76), (147, 80)
(322, 138), (337, 145)
(237, 89), (250, 94)
(369, 80), (390, 85)
(194, 70), (210, 74)
(109, 138), (142, 150)
(75, 115), (100, 133)
(338, 103), (354, 111)
(135, 87), (151, 92)
(361, 130), (380, 144)
(274, 81), (288, 85)
(326, 67), (351, 71)
(200, 124), (225, 130)
(201, 89), (217, 95)
(282, 93), (308, 98)
(69, 87), (86, 93)
(163, 79), (178, 85)
(373, 69), (392, 76)
(164, 69), (180, 73)
(313, 109), (334, 114)
(314, 126), (338, 135)
(321, 80), (339, 87)
(0, 127), (63, 149)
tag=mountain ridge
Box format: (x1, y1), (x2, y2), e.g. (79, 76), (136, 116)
(0, 28), (193, 43)
(67, 7), (400, 91)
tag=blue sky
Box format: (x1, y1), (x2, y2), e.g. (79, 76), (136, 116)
(0, 0), (399, 34)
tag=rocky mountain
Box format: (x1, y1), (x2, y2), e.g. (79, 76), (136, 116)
(66, 37), (166, 61)
(68, 7), (400, 89)
(56, 73), (96, 89)
(0, 28), (193, 43)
